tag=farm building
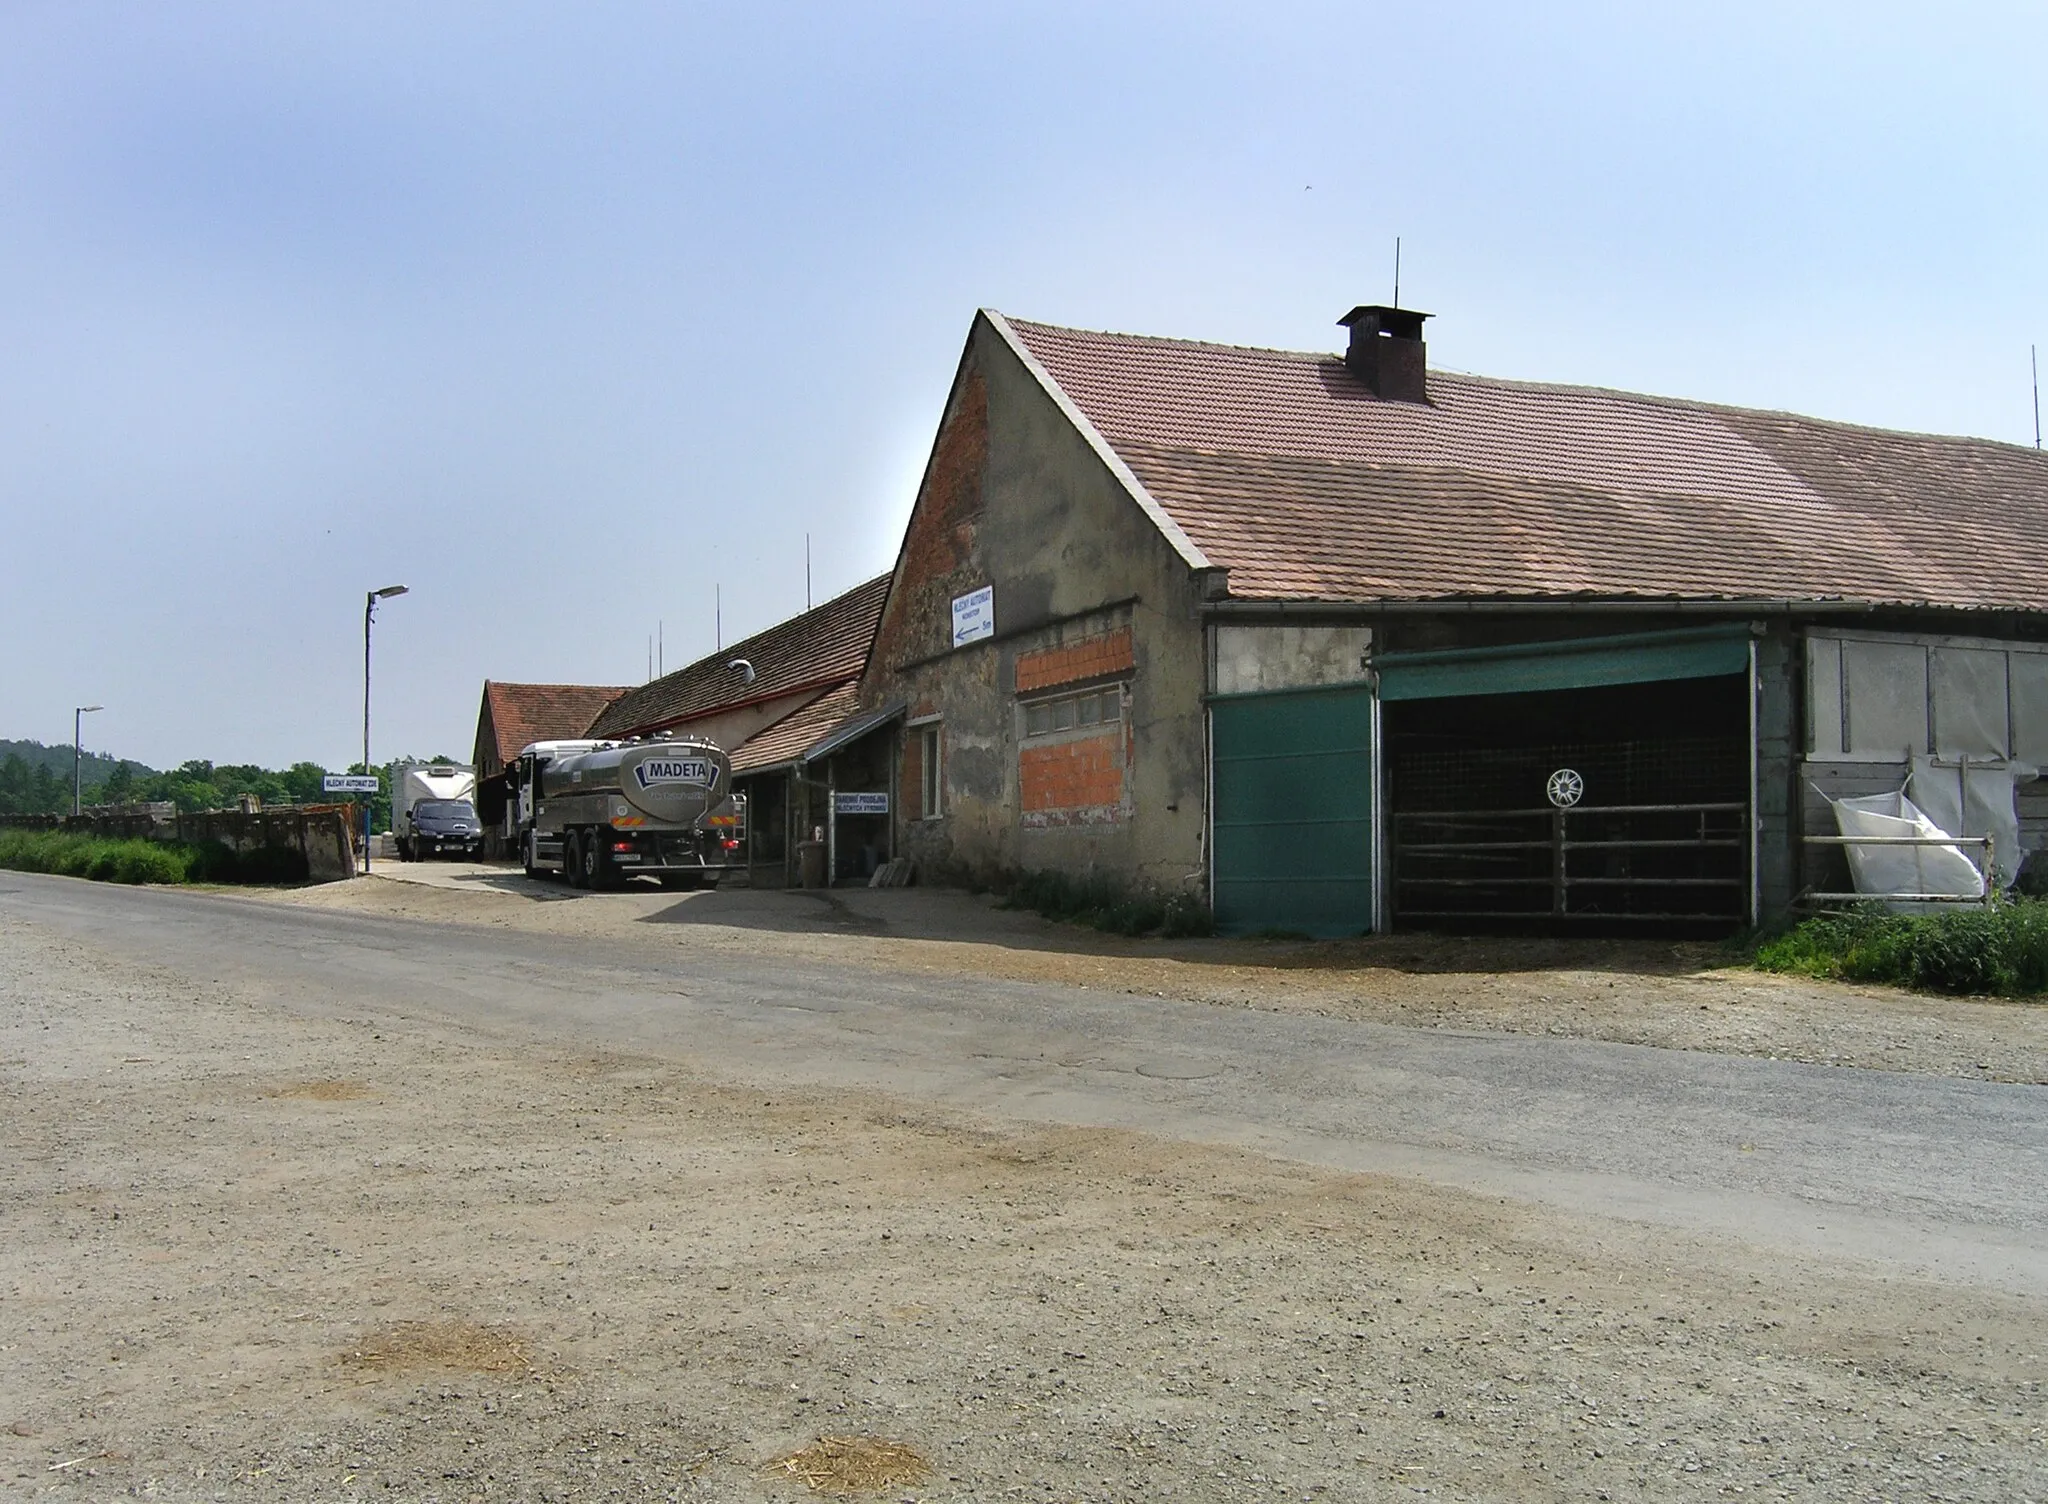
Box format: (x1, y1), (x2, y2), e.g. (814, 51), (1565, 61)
(471, 681), (628, 858)
(846, 303), (2048, 934)
(586, 576), (892, 887)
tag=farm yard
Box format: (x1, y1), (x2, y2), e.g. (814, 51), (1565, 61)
(3, 872), (2045, 1502)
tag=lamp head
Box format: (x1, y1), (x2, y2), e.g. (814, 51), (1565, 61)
(78, 704), (103, 713)
(371, 584), (409, 599)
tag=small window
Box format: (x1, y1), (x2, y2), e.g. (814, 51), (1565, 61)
(919, 724), (942, 819)
(1021, 684), (1125, 740)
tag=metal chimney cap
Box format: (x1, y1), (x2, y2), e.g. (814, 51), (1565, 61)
(1338, 305), (1431, 340)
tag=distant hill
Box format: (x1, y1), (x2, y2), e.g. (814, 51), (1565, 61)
(0, 739), (154, 782)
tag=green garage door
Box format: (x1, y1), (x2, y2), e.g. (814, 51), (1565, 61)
(1211, 686), (1374, 937)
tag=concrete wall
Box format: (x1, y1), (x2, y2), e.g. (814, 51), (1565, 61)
(1, 805), (357, 883)
(863, 314), (1212, 893)
(1754, 626), (1801, 924)
(1213, 624), (1372, 695)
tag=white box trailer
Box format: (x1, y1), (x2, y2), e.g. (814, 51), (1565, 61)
(392, 763), (480, 861)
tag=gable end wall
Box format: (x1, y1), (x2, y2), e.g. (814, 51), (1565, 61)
(864, 315), (1211, 892)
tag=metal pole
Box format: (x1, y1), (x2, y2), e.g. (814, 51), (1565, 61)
(1748, 636), (1761, 928)
(363, 592), (374, 874)
(71, 705), (101, 817)
(358, 584), (408, 874)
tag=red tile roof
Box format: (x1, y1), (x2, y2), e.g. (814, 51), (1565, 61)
(474, 682), (628, 774)
(1000, 315), (2048, 611)
(589, 576), (889, 739)
(729, 682), (862, 775)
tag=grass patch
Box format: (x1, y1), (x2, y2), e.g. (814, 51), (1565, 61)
(764, 1435), (933, 1494)
(0, 830), (308, 887)
(342, 1320), (538, 1377)
(1755, 899), (2048, 997)
(1001, 868), (1216, 939)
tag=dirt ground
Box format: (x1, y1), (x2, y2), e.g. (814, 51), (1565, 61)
(4, 906), (2045, 1503)
(268, 867), (2048, 1086)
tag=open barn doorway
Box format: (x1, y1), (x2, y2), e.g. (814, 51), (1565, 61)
(1380, 632), (1753, 934)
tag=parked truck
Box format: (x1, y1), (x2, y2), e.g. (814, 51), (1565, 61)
(511, 737), (745, 889)
(392, 762), (481, 861)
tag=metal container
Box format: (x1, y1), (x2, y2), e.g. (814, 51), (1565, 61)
(540, 740), (731, 828)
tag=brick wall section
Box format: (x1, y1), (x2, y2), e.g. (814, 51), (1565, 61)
(1015, 627), (1135, 694)
(869, 370), (990, 678)
(1020, 731), (1124, 813)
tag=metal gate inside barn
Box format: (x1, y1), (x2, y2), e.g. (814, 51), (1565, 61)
(1379, 627), (1755, 932)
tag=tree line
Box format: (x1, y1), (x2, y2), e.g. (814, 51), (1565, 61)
(0, 741), (463, 831)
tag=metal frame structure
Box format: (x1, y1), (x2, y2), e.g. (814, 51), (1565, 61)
(1798, 832), (1996, 908)
(1392, 799), (1750, 924)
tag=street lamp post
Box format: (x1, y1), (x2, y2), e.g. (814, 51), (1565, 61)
(73, 705), (104, 817)
(362, 585), (409, 873)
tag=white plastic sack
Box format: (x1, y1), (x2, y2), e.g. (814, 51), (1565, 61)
(1829, 790), (1985, 913)
(1907, 756), (2037, 889)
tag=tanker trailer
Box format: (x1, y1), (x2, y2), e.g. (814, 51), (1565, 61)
(515, 737), (745, 890)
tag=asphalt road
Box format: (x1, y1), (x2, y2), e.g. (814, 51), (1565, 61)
(8, 871), (2047, 1295)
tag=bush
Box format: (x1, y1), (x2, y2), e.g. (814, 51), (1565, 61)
(1755, 899), (2048, 997)
(1001, 868), (1216, 939)
(0, 829), (308, 887)
(110, 841), (192, 884)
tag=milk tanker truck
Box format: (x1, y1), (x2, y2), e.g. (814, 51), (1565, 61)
(512, 737), (745, 890)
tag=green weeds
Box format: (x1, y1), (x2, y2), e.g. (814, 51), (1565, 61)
(1754, 899), (2048, 997)
(0, 830), (308, 887)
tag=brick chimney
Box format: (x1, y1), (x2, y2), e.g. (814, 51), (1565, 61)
(1339, 305), (1431, 403)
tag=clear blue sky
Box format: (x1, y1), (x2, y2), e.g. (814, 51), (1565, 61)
(4, 2), (2043, 770)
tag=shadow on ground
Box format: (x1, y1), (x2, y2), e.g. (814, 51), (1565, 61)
(640, 883), (1734, 978)
(370, 860), (1737, 977)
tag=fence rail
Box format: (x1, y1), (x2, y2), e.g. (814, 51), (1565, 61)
(1798, 833), (1995, 908)
(1393, 800), (1749, 926)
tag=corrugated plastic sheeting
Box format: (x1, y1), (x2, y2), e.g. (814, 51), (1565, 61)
(1815, 634), (2048, 762)
(1375, 627), (1751, 703)
(1841, 639), (1931, 756)
(1907, 756), (2038, 889)
(1829, 790), (1985, 911)
(2015, 654), (2048, 762)
(1930, 649), (2010, 757)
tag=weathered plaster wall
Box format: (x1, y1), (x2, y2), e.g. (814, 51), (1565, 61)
(1213, 624), (1372, 695)
(865, 315), (1211, 892)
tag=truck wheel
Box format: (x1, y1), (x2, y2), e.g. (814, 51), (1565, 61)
(579, 830), (603, 890)
(564, 830), (585, 888)
(522, 834), (539, 879)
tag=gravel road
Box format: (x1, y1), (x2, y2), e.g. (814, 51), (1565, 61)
(3, 872), (2045, 1502)
(7, 873), (2046, 1296)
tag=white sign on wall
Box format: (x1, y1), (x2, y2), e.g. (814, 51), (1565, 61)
(833, 791), (889, 815)
(951, 585), (994, 648)
(323, 774), (381, 793)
